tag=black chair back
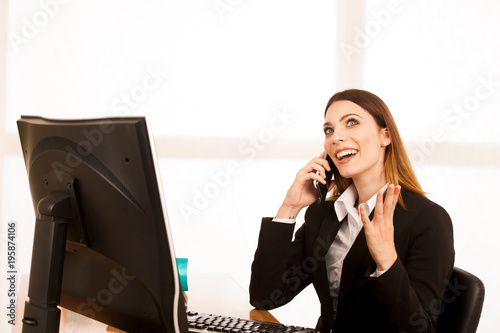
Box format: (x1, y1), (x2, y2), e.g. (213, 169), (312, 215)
(436, 267), (485, 333)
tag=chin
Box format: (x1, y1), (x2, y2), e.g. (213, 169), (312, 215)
(337, 170), (357, 179)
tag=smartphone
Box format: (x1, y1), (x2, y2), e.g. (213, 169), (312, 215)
(314, 152), (334, 202)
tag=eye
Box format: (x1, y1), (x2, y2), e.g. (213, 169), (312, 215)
(323, 127), (333, 135)
(346, 118), (359, 127)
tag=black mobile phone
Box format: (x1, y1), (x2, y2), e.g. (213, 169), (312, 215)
(314, 153), (334, 202)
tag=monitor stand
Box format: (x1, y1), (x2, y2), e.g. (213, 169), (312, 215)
(22, 172), (87, 333)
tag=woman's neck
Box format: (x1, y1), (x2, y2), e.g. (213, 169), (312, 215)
(353, 173), (387, 205)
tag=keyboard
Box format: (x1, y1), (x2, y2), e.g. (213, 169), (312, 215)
(187, 311), (317, 333)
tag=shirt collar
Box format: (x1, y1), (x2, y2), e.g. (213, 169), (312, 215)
(334, 183), (389, 222)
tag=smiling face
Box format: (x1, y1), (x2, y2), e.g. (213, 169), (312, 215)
(323, 100), (390, 186)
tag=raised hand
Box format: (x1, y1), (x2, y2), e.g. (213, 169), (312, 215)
(359, 184), (401, 271)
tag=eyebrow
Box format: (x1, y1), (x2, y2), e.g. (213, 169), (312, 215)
(340, 113), (362, 121)
(323, 113), (362, 127)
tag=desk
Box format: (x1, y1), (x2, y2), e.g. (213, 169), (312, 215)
(186, 273), (278, 323)
(12, 273), (278, 332)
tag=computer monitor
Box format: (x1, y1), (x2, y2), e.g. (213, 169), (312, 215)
(17, 116), (188, 333)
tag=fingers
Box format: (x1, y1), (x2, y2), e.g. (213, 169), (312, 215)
(300, 153), (331, 183)
(364, 184), (401, 225)
(282, 153), (335, 211)
(359, 204), (371, 227)
(315, 152), (331, 173)
(373, 188), (385, 222)
(306, 170), (328, 185)
(362, 184), (400, 271)
(383, 185), (395, 219)
(394, 185), (401, 204)
(383, 184), (401, 218)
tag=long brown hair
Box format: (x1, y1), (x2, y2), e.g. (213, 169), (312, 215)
(325, 89), (426, 207)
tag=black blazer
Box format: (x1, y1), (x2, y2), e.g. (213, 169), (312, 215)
(250, 190), (454, 333)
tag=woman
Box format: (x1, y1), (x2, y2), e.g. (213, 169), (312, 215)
(249, 89), (454, 333)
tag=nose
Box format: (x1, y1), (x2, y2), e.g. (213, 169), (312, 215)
(331, 128), (345, 144)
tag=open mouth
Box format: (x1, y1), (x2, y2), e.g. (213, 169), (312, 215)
(336, 149), (358, 161)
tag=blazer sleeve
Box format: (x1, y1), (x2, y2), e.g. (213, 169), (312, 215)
(249, 217), (312, 310)
(366, 199), (455, 333)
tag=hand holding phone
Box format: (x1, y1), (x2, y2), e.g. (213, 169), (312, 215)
(276, 152), (334, 218)
(314, 152), (334, 202)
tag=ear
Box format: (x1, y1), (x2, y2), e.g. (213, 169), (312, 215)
(380, 127), (391, 147)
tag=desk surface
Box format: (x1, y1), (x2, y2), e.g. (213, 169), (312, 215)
(12, 273), (278, 332)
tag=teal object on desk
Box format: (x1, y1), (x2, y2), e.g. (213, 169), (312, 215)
(176, 258), (188, 291)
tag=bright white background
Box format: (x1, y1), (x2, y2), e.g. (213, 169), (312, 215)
(1, 1), (499, 332)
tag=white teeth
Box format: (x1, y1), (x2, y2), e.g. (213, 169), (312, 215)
(336, 149), (358, 159)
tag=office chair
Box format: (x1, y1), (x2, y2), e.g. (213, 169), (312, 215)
(436, 267), (485, 333)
